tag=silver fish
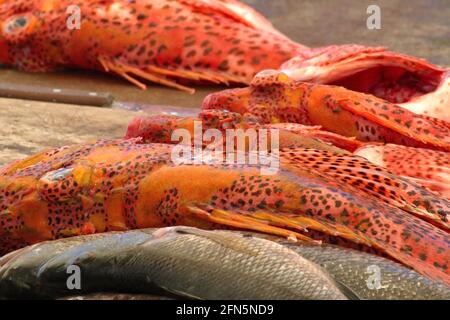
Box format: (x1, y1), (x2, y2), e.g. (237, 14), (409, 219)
(270, 238), (450, 300)
(0, 227), (349, 300)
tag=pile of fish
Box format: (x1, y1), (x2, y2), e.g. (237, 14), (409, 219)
(1, 138), (449, 296)
(0, 0), (449, 299)
(1, 227), (449, 300)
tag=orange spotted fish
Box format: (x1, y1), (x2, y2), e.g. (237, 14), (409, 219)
(1, 139), (449, 284)
(0, 0), (306, 93)
(125, 109), (356, 153)
(202, 71), (450, 152)
(355, 144), (450, 199)
(280, 45), (450, 122)
(124, 111), (450, 232)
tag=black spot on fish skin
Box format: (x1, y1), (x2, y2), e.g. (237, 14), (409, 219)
(157, 45), (168, 54)
(218, 60), (229, 71)
(137, 45), (146, 56)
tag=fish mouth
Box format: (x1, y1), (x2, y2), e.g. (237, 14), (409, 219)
(125, 115), (181, 143)
(281, 45), (447, 105)
(124, 117), (145, 140)
(202, 87), (252, 114)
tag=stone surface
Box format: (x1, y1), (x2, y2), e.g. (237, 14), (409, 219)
(0, 98), (137, 164)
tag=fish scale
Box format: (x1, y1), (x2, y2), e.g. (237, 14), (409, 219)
(272, 238), (450, 300)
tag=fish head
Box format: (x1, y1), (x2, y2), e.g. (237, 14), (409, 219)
(202, 87), (253, 116)
(125, 115), (182, 144)
(0, 0), (35, 65)
(280, 44), (448, 117)
(0, 0), (69, 71)
(198, 109), (255, 129)
(202, 70), (311, 123)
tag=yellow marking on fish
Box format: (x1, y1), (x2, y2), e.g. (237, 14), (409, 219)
(72, 166), (93, 187)
(105, 188), (128, 231)
(18, 192), (52, 243)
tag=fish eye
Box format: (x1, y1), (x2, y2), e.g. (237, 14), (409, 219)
(15, 17), (28, 28)
(3, 15), (29, 34)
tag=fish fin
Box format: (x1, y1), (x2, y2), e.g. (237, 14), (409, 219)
(147, 65), (248, 85)
(421, 114), (450, 130)
(280, 148), (450, 231)
(336, 95), (450, 151)
(269, 123), (364, 152)
(187, 205), (426, 276)
(180, 0), (278, 34)
(281, 45), (387, 70)
(354, 143), (450, 200)
(186, 205), (375, 247)
(98, 56), (195, 93)
(185, 205), (317, 243)
(158, 285), (204, 300)
(174, 227), (264, 256)
(332, 279), (361, 300)
(324, 171), (449, 230)
(248, 211), (374, 246)
(146, 65), (221, 84)
(0, 148), (55, 175)
(403, 176), (450, 199)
